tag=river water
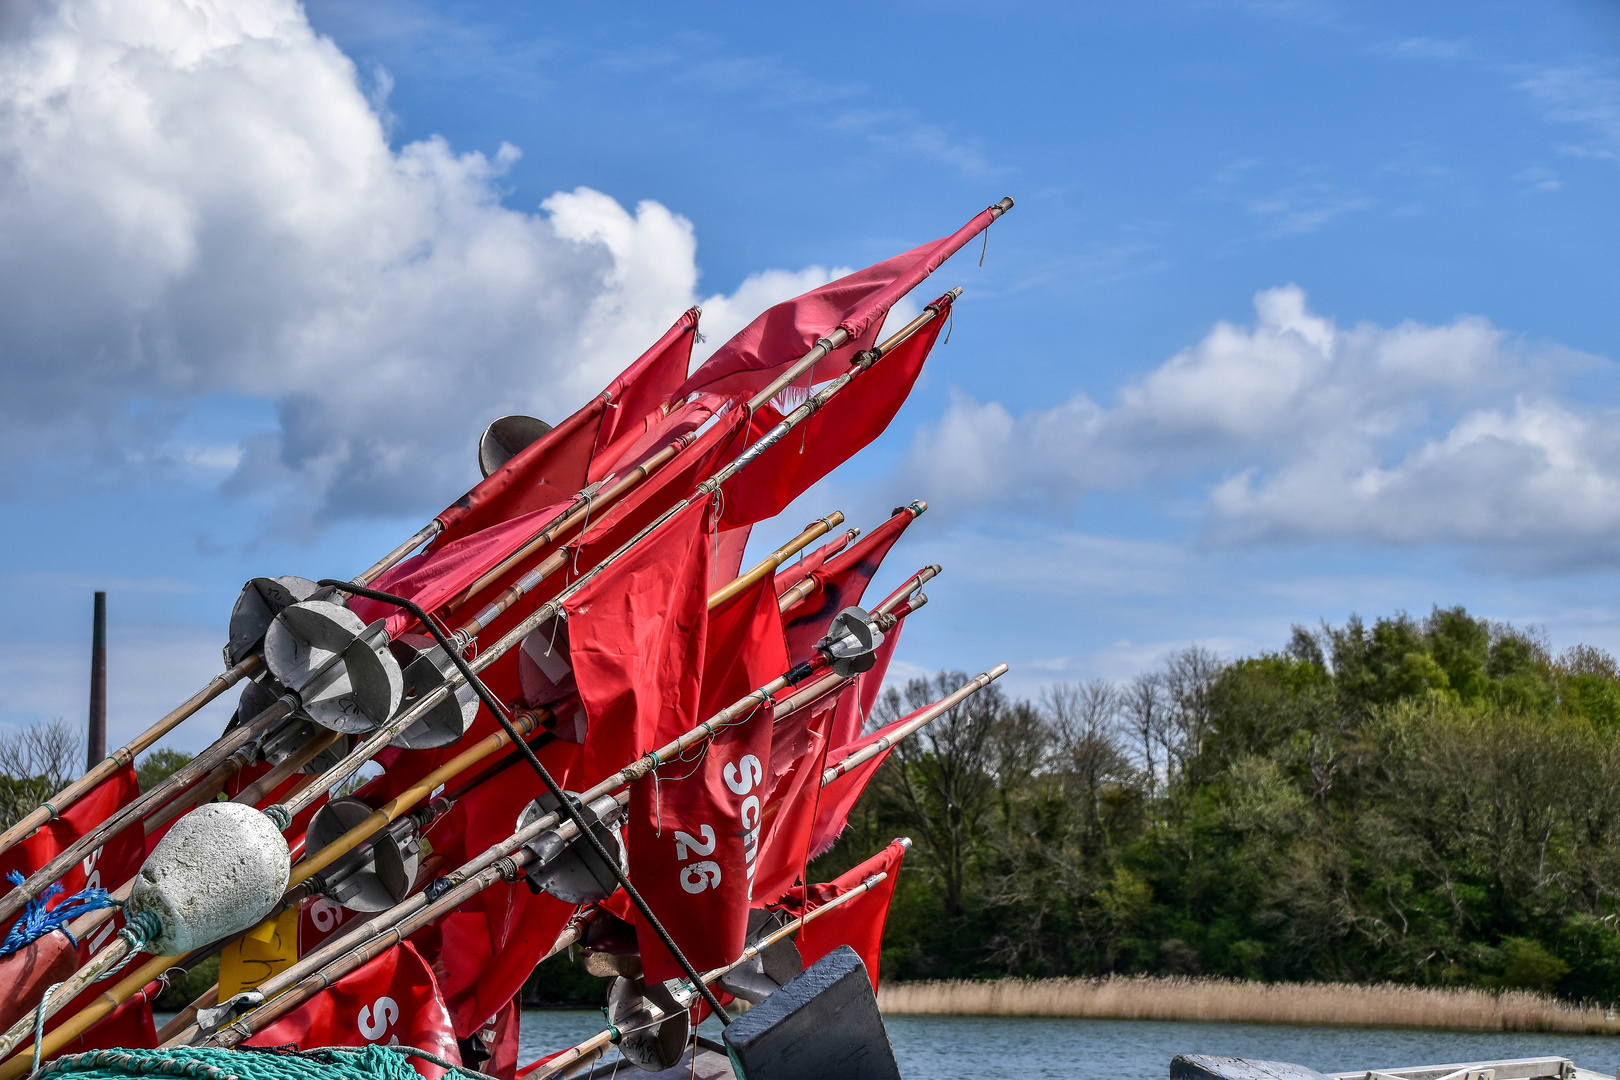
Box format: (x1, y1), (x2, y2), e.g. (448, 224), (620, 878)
(516, 1009), (1620, 1079)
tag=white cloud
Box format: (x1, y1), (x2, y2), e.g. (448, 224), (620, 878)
(0, 0), (847, 530)
(901, 285), (1612, 572)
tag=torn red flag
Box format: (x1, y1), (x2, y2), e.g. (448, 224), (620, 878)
(716, 298), (950, 528)
(780, 502), (922, 660)
(678, 205), (1001, 404)
(792, 839), (908, 988)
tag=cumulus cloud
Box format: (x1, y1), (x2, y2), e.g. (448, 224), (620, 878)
(901, 285), (1613, 571)
(0, 0), (837, 529)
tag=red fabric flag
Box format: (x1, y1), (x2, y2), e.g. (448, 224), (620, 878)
(478, 997), (521, 1080)
(792, 839), (907, 987)
(625, 567), (786, 983)
(781, 503), (922, 660)
(591, 308), (702, 468)
(55, 991), (157, 1053)
(350, 500), (570, 635)
(772, 528), (854, 596)
(0, 762), (142, 897)
(716, 303), (949, 528)
(678, 205), (1000, 404)
(437, 403), (603, 544)
(1, 761), (143, 925)
(246, 941), (461, 1077)
(569, 495), (714, 785)
(749, 684), (839, 907)
(709, 523), (752, 591)
(414, 752), (579, 1037)
(436, 310), (701, 543)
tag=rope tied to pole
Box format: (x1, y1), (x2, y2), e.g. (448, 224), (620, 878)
(0, 872), (119, 956)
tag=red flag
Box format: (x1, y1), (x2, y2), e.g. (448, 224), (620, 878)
(437, 310), (701, 542)
(717, 303), (949, 528)
(0, 762), (142, 902)
(246, 941), (461, 1077)
(792, 840), (907, 987)
(709, 524), (753, 591)
(350, 500), (570, 634)
(570, 496), (714, 784)
(678, 206), (1000, 404)
(749, 684), (840, 906)
(55, 991), (157, 1053)
(625, 568), (786, 983)
(478, 997), (521, 1080)
(415, 753), (579, 1037)
(773, 529), (854, 596)
(591, 308), (702, 469)
(781, 503), (921, 660)
(1, 762), (144, 968)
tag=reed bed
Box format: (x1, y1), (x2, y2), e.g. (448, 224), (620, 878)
(877, 976), (1620, 1035)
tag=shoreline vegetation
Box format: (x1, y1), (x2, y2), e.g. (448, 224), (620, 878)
(812, 606), (1620, 1004)
(876, 976), (1620, 1035)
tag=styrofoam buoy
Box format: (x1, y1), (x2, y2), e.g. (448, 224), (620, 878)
(128, 802), (290, 956)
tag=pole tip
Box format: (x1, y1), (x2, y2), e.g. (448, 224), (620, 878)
(946, 285), (964, 301)
(992, 196), (1015, 215)
(909, 499), (928, 516)
(897, 836), (913, 851)
(988, 662), (1010, 680)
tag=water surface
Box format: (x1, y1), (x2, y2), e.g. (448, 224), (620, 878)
(517, 1009), (1620, 1079)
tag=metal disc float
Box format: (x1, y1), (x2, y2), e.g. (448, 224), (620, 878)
(478, 414), (552, 477)
(387, 634), (480, 749)
(264, 599), (402, 733)
(226, 575), (318, 666)
(518, 791), (626, 904)
(304, 796), (421, 912)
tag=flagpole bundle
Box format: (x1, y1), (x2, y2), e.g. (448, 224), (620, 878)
(3, 197), (1022, 1076)
(1, 540), (934, 1066)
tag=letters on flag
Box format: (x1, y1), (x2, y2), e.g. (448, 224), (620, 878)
(625, 566), (786, 983)
(246, 941), (461, 1078)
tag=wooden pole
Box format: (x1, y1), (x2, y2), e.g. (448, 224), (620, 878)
(708, 513), (845, 610)
(822, 664), (1008, 786)
(0, 655), (261, 861)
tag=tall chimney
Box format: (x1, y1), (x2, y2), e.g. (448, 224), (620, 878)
(88, 591), (106, 771)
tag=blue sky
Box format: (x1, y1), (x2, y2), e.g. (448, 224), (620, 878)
(1, 0), (1617, 750)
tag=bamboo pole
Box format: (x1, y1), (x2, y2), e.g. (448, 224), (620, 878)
(172, 585), (934, 1050)
(274, 291), (960, 824)
(0, 655), (261, 860)
(529, 866), (897, 1080)
(0, 693), (294, 931)
(822, 664), (1008, 785)
(708, 513), (845, 610)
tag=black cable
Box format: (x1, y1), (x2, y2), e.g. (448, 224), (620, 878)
(318, 581), (733, 1024)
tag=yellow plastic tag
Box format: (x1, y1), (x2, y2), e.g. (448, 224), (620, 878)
(217, 904), (300, 1000)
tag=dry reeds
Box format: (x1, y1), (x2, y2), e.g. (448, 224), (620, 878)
(877, 976), (1620, 1035)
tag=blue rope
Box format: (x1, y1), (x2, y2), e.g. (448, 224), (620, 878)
(1, 870), (120, 957)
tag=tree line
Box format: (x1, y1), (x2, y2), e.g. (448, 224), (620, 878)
(815, 607), (1620, 1001)
(9, 604), (1620, 1004)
